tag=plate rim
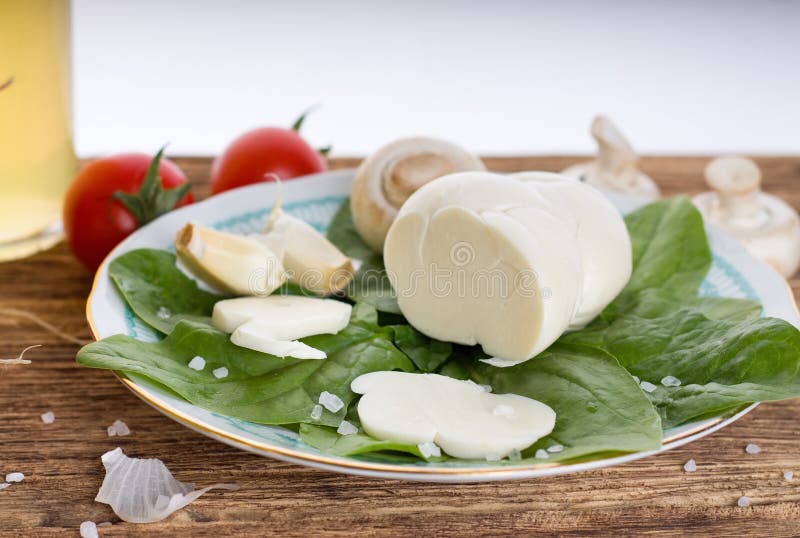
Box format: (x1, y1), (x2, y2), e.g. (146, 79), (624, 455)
(84, 169), (799, 482)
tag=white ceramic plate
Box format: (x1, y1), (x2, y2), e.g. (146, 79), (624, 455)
(86, 170), (800, 483)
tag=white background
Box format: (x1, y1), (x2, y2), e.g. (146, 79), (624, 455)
(72, 0), (800, 157)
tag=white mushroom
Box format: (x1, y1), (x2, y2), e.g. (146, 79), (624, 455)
(561, 115), (660, 200)
(352, 371), (556, 459)
(350, 137), (485, 252)
(693, 156), (800, 277)
(212, 296), (352, 359)
(383, 171), (631, 366)
(175, 223), (285, 296)
(258, 196), (354, 295)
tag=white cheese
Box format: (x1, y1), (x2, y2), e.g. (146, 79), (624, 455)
(212, 296), (352, 360)
(383, 171), (631, 366)
(351, 371), (556, 460)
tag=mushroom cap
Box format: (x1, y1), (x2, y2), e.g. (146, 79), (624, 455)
(704, 156), (761, 195)
(350, 137), (485, 252)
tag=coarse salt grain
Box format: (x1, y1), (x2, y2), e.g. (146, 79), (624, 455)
(80, 521), (98, 538)
(492, 404), (515, 416)
(156, 306), (172, 320)
(107, 420), (130, 437)
(547, 444), (564, 453)
(5, 472), (24, 483)
(632, 375), (640, 384)
(745, 443), (761, 454)
(417, 442), (441, 459)
(0, 483), (10, 490)
(508, 449), (522, 462)
(684, 459), (697, 473)
(318, 391), (344, 413)
(737, 495), (750, 508)
(640, 380), (657, 393)
(310, 404), (323, 420)
(479, 384), (492, 393)
(40, 411), (55, 424)
(535, 449), (549, 459)
(188, 356), (206, 371)
(212, 367), (229, 379)
(783, 471), (793, 481)
(336, 420), (358, 436)
(661, 375), (682, 387)
(485, 453), (502, 462)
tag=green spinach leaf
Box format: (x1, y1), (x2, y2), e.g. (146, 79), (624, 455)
(77, 303), (415, 427)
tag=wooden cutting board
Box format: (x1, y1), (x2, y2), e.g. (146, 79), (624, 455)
(1, 156), (799, 537)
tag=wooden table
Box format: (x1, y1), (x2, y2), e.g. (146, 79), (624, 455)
(1, 156), (799, 537)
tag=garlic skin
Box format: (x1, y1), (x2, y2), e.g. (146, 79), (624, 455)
(258, 198), (354, 295)
(383, 171), (631, 366)
(175, 223), (285, 296)
(352, 371), (556, 460)
(562, 115), (660, 200)
(350, 137), (485, 252)
(693, 156), (800, 278)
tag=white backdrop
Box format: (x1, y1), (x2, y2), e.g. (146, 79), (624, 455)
(72, 0), (800, 157)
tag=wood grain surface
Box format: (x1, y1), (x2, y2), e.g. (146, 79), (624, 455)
(1, 156), (799, 537)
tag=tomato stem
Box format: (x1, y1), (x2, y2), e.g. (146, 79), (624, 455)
(112, 146), (191, 226)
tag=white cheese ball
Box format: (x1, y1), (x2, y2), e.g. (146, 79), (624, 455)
(383, 171), (631, 365)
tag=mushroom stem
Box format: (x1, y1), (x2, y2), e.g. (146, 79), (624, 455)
(592, 115), (638, 186)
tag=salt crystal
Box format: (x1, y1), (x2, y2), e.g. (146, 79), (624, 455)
(485, 452), (502, 462)
(492, 404), (514, 416)
(508, 448), (522, 461)
(5, 472), (24, 483)
(737, 495), (750, 508)
(632, 375), (640, 384)
(535, 449), (549, 459)
(156, 306), (172, 320)
(107, 420), (130, 437)
(661, 375), (682, 387)
(336, 420), (358, 436)
(310, 404), (323, 420)
(547, 444), (564, 454)
(745, 443), (761, 454)
(212, 367), (229, 379)
(318, 391), (344, 413)
(417, 441), (441, 458)
(40, 411), (55, 424)
(80, 521), (98, 538)
(640, 380), (657, 393)
(0, 483), (10, 490)
(683, 459), (697, 473)
(783, 470), (793, 481)
(479, 384), (492, 393)
(188, 356), (206, 371)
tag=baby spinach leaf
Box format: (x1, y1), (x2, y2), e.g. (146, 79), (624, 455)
(77, 303), (416, 427)
(612, 197), (711, 309)
(564, 310), (800, 428)
(109, 249), (224, 334)
(299, 423), (441, 460)
(326, 197), (376, 262)
(461, 343), (663, 462)
(390, 325), (453, 372)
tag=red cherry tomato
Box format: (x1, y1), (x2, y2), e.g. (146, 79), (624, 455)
(210, 127), (327, 194)
(63, 151), (193, 272)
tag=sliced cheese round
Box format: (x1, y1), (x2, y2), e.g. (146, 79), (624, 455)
(352, 371), (556, 459)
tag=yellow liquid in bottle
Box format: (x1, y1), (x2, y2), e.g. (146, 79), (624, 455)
(0, 0), (76, 261)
